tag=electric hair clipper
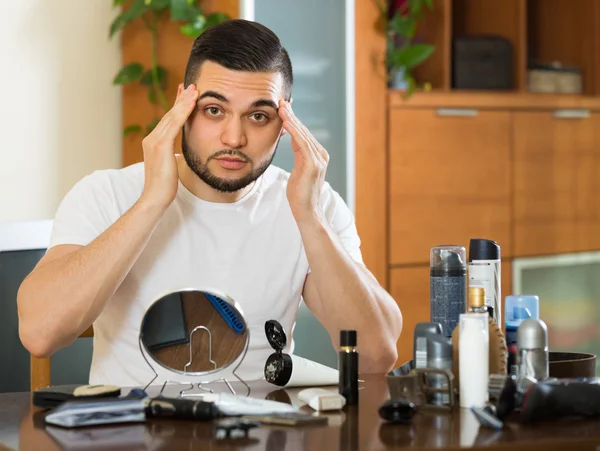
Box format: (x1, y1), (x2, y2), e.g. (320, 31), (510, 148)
(473, 374), (600, 429)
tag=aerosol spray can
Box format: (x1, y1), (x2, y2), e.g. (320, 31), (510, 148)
(430, 245), (467, 338)
(468, 238), (502, 325)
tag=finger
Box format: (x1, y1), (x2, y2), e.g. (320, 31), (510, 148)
(155, 85), (198, 141)
(279, 102), (326, 164)
(281, 117), (313, 162)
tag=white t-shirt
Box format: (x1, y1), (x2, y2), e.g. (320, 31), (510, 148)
(49, 162), (363, 388)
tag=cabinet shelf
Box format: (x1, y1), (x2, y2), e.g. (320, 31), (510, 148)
(389, 89), (600, 110)
(401, 0), (600, 96)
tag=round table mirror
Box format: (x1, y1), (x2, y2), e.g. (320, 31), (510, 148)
(139, 288), (249, 380)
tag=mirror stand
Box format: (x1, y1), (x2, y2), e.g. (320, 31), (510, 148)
(138, 334), (251, 397)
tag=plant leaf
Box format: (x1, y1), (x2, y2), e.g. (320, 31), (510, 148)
(146, 0), (170, 9)
(394, 43), (435, 69)
(109, 0), (147, 38)
(390, 10), (416, 39)
(170, 0), (202, 21)
(403, 72), (417, 99)
(180, 15), (207, 39)
(205, 12), (229, 28)
(140, 66), (167, 87)
(113, 62), (144, 85)
(423, 0), (434, 10)
(113, 0), (132, 7)
(148, 87), (158, 104)
(409, 0), (423, 15)
(123, 125), (142, 137)
(145, 118), (160, 136)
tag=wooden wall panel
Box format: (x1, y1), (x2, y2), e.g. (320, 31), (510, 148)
(388, 108), (512, 265)
(121, 0), (239, 167)
(513, 111), (600, 256)
(355, 0), (389, 287)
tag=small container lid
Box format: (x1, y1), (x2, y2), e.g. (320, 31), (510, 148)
(426, 334), (452, 361)
(340, 330), (357, 347)
(469, 238), (501, 261)
(505, 295), (539, 326)
(517, 318), (548, 350)
(468, 287), (485, 309)
(265, 320), (287, 352)
(430, 245), (466, 273)
(264, 353), (293, 387)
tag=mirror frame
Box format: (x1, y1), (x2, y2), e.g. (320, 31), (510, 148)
(138, 287), (250, 380)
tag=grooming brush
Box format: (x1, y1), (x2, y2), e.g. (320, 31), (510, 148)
(204, 292), (246, 334)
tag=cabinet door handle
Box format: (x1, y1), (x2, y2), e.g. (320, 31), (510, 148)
(552, 109), (591, 119)
(436, 108), (479, 117)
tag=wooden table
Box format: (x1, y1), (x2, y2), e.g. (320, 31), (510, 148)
(2, 374), (600, 450)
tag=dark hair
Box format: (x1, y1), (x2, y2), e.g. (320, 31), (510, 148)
(184, 19), (293, 100)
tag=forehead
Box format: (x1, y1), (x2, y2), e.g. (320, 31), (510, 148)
(194, 60), (285, 102)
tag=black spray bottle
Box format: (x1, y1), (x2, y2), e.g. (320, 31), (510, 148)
(339, 330), (359, 405)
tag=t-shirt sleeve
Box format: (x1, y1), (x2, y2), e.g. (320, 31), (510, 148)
(49, 171), (118, 249)
(320, 184), (364, 265)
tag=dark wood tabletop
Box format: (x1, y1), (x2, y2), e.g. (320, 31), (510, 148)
(3, 374), (600, 450)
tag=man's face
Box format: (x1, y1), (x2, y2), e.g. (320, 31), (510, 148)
(181, 60), (286, 193)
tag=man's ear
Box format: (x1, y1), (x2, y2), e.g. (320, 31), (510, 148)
(177, 83), (185, 99)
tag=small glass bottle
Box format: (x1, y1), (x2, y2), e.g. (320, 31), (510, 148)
(339, 330), (359, 405)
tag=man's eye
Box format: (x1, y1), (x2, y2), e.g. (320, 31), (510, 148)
(206, 107), (222, 116)
(251, 113), (268, 122)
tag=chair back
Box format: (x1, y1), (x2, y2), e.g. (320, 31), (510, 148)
(0, 219), (93, 392)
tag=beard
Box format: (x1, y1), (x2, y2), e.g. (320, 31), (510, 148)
(181, 133), (280, 193)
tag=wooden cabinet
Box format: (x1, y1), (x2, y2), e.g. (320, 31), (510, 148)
(389, 108), (512, 266)
(513, 111), (600, 256)
(391, 262), (513, 367)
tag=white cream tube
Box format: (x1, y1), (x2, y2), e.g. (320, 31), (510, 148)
(282, 355), (339, 388)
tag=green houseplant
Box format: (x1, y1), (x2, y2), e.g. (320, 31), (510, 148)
(109, 0), (229, 137)
(379, 0), (435, 98)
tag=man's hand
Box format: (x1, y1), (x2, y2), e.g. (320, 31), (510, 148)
(141, 83), (199, 210)
(278, 100), (330, 223)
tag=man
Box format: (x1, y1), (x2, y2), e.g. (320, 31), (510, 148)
(17, 19), (402, 386)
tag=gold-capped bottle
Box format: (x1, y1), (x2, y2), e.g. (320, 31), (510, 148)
(452, 287), (507, 392)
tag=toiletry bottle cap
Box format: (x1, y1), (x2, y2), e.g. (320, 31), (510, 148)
(430, 245), (466, 273)
(265, 320), (287, 351)
(505, 295), (540, 325)
(468, 287), (485, 308)
(426, 334), (452, 360)
(468, 238), (501, 261)
(517, 318), (548, 349)
(340, 330), (357, 347)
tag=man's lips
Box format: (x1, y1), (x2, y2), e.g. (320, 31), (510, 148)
(215, 157), (247, 170)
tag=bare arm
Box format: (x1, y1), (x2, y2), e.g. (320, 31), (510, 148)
(277, 99), (402, 374)
(18, 200), (169, 357)
(300, 215), (402, 374)
(17, 83), (200, 357)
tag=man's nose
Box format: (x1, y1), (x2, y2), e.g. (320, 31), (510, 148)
(221, 118), (247, 149)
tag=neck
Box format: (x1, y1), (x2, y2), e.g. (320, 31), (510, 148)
(469, 305), (487, 314)
(176, 154), (255, 203)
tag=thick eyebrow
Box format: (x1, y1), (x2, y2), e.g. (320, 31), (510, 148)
(250, 99), (278, 111)
(198, 90), (278, 111)
(198, 90), (228, 103)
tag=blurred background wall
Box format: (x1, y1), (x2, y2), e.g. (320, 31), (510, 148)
(0, 1), (122, 222)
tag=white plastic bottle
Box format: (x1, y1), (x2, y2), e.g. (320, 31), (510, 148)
(458, 313), (489, 408)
